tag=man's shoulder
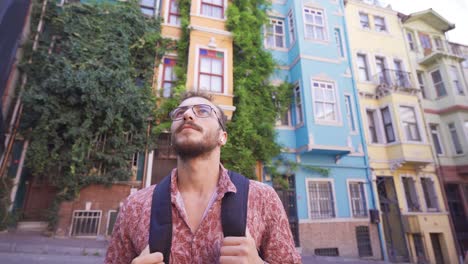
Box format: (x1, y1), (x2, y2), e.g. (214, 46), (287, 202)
(247, 179), (276, 198)
(124, 185), (156, 208)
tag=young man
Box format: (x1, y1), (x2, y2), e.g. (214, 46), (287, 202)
(105, 92), (301, 264)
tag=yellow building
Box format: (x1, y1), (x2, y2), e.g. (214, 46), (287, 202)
(345, 1), (458, 263)
(144, 0), (236, 186)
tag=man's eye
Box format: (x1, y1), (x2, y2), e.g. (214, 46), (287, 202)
(195, 106), (211, 116)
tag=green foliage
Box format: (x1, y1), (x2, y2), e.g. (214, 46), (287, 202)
(20, 0), (167, 200)
(222, 1), (292, 178)
(0, 178), (14, 231)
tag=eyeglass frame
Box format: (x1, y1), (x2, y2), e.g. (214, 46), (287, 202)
(169, 104), (226, 131)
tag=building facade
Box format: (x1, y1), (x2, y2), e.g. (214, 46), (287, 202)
(401, 9), (468, 261)
(268, 0), (381, 259)
(346, 1), (459, 263)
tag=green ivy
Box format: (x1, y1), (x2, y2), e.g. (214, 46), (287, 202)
(20, 0), (168, 201)
(222, 0), (292, 178)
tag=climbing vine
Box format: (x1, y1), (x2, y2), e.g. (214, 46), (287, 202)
(20, 0), (168, 201)
(222, 0), (292, 178)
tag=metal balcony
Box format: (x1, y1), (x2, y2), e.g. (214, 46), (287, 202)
(373, 69), (416, 96)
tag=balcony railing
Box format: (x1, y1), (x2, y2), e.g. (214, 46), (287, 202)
(414, 40), (465, 65)
(373, 69), (415, 91)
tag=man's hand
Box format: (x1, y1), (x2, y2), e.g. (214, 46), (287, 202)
(220, 228), (263, 264)
(131, 245), (164, 264)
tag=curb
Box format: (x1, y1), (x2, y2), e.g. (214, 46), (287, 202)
(0, 241), (106, 257)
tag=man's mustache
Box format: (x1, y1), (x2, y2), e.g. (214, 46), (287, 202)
(175, 121), (203, 133)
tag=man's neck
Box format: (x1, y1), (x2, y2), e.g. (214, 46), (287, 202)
(176, 153), (220, 195)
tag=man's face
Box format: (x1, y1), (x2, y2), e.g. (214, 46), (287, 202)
(170, 97), (225, 159)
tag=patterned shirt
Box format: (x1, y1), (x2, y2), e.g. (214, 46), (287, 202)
(105, 165), (301, 264)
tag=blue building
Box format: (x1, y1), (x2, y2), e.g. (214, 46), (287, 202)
(264, 0), (381, 259)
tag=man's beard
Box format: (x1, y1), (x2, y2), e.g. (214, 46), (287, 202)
(172, 123), (219, 160)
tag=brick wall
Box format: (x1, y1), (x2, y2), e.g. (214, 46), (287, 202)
(299, 221), (381, 260)
(55, 183), (138, 237)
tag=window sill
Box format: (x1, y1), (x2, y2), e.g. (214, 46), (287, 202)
(265, 46), (289, 52)
(304, 38), (329, 45)
(193, 13), (226, 22)
(314, 120), (343, 127)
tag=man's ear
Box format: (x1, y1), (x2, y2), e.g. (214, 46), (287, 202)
(219, 131), (228, 145)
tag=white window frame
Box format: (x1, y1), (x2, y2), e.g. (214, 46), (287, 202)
(140, 0), (156, 17)
(69, 210), (103, 237)
(359, 12), (370, 29)
(305, 178), (337, 220)
(450, 65), (464, 95)
(276, 108), (292, 127)
(416, 71), (427, 99)
(356, 53), (370, 82)
(448, 123), (463, 155)
(303, 7), (327, 41)
(347, 180), (368, 218)
(429, 124), (445, 156)
(406, 31), (416, 51)
(158, 56), (177, 98)
(265, 18), (286, 50)
(373, 15), (387, 32)
(165, 0), (181, 26)
(380, 106), (396, 143)
(399, 105), (423, 143)
(420, 175), (440, 212)
(294, 85), (304, 125)
(464, 121), (468, 143)
(344, 94), (357, 133)
(430, 69), (447, 98)
(193, 46), (228, 95)
(287, 10), (296, 45)
(334, 27), (345, 58)
(365, 108), (382, 144)
(312, 80), (341, 125)
(199, 0), (226, 20)
(106, 210), (118, 236)
(400, 175), (422, 213)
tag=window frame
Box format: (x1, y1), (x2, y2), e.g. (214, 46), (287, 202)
(167, 0), (181, 26)
(265, 18), (286, 50)
(197, 48), (225, 94)
(306, 179), (336, 220)
(312, 80), (340, 124)
(366, 109), (379, 144)
(347, 180), (368, 218)
(344, 94), (357, 133)
(288, 10), (296, 45)
(294, 85), (304, 125)
(380, 106), (395, 143)
(160, 57), (177, 98)
(420, 176), (440, 212)
(406, 31), (416, 51)
(430, 124), (445, 155)
(401, 175), (422, 212)
(276, 107), (292, 127)
(334, 28), (345, 58)
(200, 0), (225, 19)
(416, 71), (427, 99)
(450, 65), (464, 95)
(356, 53), (370, 82)
(430, 69), (447, 98)
(448, 123), (463, 155)
(373, 15), (387, 32)
(399, 105), (422, 142)
(303, 7), (327, 41)
(359, 12), (370, 29)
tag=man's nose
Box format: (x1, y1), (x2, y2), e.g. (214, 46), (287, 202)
(183, 108), (195, 121)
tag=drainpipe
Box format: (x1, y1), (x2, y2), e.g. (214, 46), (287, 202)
(341, 2), (388, 261)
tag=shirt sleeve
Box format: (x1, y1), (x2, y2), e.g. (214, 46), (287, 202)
(260, 186), (301, 264)
(104, 198), (138, 264)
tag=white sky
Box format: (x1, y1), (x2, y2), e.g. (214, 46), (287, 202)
(385, 0), (468, 44)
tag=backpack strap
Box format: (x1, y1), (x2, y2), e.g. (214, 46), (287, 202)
(221, 171), (250, 237)
(149, 174), (172, 263)
(148, 170), (250, 263)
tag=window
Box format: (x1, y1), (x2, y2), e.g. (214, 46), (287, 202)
(334, 28), (344, 58)
(431, 70), (446, 97)
(161, 58), (177, 98)
(430, 125), (444, 155)
(344, 95), (356, 132)
(448, 123), (463, 154)
(308, 181), (335, 219)
(375, 56), (387, 84)
(106, 210), (118, 236)
(416, 71), (427, 99)
(374, 16), (387, 32)
(402, 177), (421, 212)
(434, 37), (443, 51)
(394, 60), (408, 87)
(421, 178), (439, 211)
(349, 182), (367, 217)
(359, 12), (370, 29)
(366, 110), (378, 143)
(313, 81), (338, 122)
(400, 106), (421, 142)
(201, 0), (224, 19)
(380, 107), (395, 143)
(419, 33), (432, 51)
(294, 86), (303, 124)
(140, 0), (156, 16)
(198, 49), (224, 93)
(71, 210), (102, 236)
(413, 234), (427, 262)
(356, 226), (373, 257)
(463, 55), (468, 68)
(288, 11), (295, 45)
(407, 31), (416, 51)
(168, 0), (181, 25)
(276, 108), (291, 126)
(450, 66), (464, 95)
(265, 19), (285, 49)
(304, 8), (326, 40)
(357, 54), (370, 81)
(464, 121), (468, 142)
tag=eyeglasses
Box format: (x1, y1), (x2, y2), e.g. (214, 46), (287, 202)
(169, 104), (225, 131)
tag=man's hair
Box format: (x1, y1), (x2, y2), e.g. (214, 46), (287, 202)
(179, 91), (228, 131)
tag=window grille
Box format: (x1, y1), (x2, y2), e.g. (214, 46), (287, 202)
(308, 181), (335, 219)
(402, 177), (421, 212)
(71, 210), (102, 237)
(315, 248), (339, 257)
(349, 182), (368, 217)
(356, 226), (373, 257)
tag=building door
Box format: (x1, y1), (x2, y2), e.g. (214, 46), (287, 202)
(274, 175), (300, 247)
(430, 233), (445, 264)
(151, 133), (177, 185)
(22, 175), (57, 220)
(376, 176), (410, 262)
(445, 183), (468, 255)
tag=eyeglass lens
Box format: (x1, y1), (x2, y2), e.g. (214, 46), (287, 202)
(171, 104), (213, 120)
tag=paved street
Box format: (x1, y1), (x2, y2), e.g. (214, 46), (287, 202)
(0, 252), (104, 264)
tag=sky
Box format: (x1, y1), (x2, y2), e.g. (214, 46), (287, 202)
(385, 0), (468, 44)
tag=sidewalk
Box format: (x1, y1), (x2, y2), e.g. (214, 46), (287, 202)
(0, 231), (108, 257)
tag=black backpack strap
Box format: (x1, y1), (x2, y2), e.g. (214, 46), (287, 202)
(149, 174), (172, 263)
(221, 171), (250, 237)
